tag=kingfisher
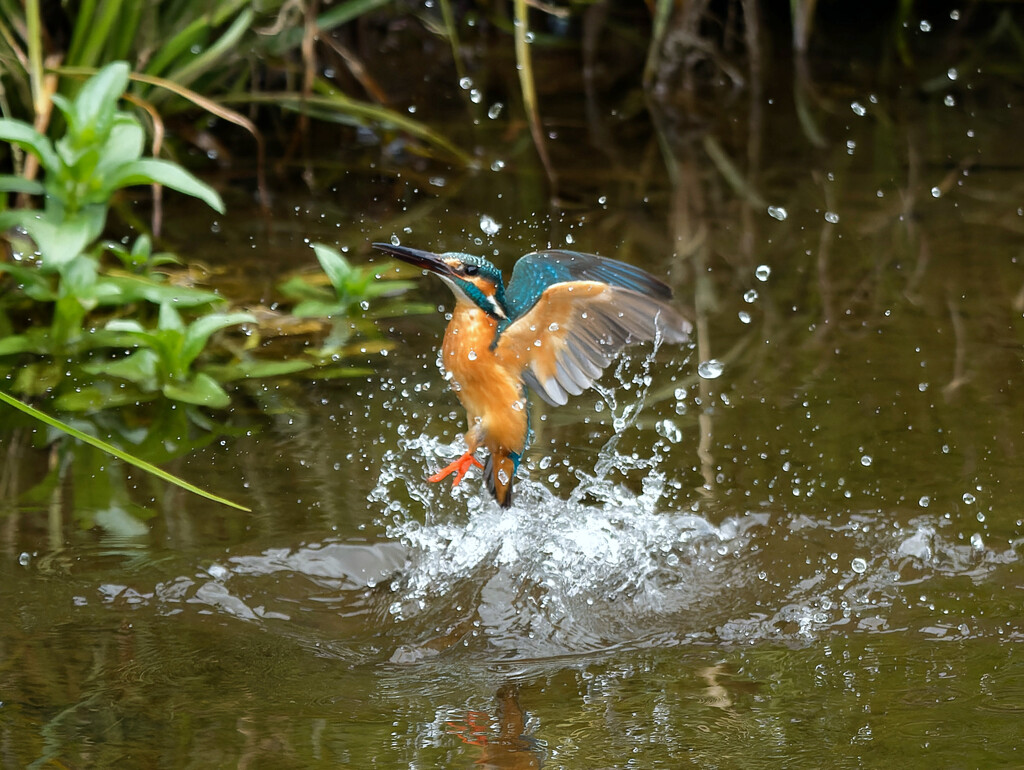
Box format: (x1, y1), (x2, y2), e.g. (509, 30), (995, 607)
(373, 242), (691, 508)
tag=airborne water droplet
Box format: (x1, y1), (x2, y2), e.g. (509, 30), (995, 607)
(467, 350), (478, 361)
(851, 557), (867, 574)
(697, 360), (724, 379)
(755, 265), (771, 281)
(479, 214), (501, 236)
(767, 206), (788, 221)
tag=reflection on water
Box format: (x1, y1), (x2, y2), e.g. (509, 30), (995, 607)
(3, 6), (1024, 767)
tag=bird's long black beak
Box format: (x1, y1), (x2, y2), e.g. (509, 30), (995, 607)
(372, 243), (455, 277)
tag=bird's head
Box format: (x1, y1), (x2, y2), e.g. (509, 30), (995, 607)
(373, 243), (508, 320)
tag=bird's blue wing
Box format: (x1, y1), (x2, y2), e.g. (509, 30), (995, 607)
(503, 250), (674, 321)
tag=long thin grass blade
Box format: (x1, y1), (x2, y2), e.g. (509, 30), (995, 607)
(512, 0), (557, 190)
(0, 389), (251, 512)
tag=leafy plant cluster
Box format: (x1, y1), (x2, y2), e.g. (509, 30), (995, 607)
(0, 62), (422, 415)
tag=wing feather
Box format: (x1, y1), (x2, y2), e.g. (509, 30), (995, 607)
(496, 280), (691, 406)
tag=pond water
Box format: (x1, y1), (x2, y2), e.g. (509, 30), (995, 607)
(3, 10), (1024, 768)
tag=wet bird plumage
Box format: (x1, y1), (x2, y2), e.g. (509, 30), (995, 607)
(373, 243), (691, 507)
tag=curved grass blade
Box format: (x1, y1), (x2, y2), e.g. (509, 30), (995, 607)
(226, 90), (470, 165)
(0, 388), (251, 512)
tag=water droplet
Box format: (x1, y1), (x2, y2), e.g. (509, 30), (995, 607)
(656, 419), (683, 443)
(497, 469), (510, 484)
(851, 557), (867, 574)
(860, 454), (873, 467)
(487, 102), (504, 119)
(962, 492), (976, 504)
(918, 495), (931, 508)
(390, 234), (401, 246)
(824, 211), (840, 224)
(930, 187), (941, 198)
(970, 532), (984, 551)
(467, 350), (478, 361)
(565, 233), (574, 245)
(944, 94), (956, 107)
(697, 359), (724, 379)
(469, 88), (483, 104)
(738, 310), (751, 324)
(490, 159), (505, 172)
(918, 382), (929, 392)
(548, 322), (559, 332)
(18, 552), (30, 566)
(767, 205), (788, 221)
(479, 214), (501, 236)
(919, 19), (931, 32)
(511, 399), (525, 411)
(851, 101), (867, 116)
(459, 76), (473, 90)
(755, 264), (771, 281)
(947, 67), (959, 80)
(743, 289), (758, 303)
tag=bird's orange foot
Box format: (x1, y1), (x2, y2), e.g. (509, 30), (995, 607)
(428, 452), (484, 487)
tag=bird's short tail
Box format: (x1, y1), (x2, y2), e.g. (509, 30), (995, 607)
(483, 451), (519, 508)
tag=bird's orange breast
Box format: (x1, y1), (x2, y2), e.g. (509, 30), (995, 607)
(441, 301), (528, 455)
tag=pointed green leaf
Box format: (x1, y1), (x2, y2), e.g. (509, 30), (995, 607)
(70, 61), (130, 144)
(101, 274), (221, 308)
(0, 119), (61, 173)
(163, 372), (230, 408)
(6, 211), (93, 269)
(158, 302), (186, 333)
(0, 387), (249, 510)
(83, 348), (160, 387)
(0, 175), (45, 195)
(181, 311), (255, 369)
(202, 359), (313, 382)
(105, 158), (224, 213)
(311, 243), (352, 292)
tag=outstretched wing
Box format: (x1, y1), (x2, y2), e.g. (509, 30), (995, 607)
(497, 252), (690, 406)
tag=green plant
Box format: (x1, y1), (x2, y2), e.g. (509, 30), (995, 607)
(279, 242), (430, 354)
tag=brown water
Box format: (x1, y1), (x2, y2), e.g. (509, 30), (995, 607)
(3, 11), (1024, 768)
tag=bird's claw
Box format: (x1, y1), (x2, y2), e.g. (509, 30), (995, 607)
(428, 452), (484, 487)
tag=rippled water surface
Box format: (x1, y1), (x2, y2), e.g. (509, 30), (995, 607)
(3, 12), (1024, 768)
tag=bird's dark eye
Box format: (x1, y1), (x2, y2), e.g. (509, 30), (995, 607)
(463, 264), (480, 276)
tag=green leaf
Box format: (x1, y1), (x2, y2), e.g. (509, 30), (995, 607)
(69, 61), (131, 145)
(97, 115), (146, 171)
(311, 243), (353, 293)
(0, 334), (35, 356)
(100, 274), (221, 308)
(0, 118), (61, 173)
(105, 158), (225, 213)
(180, 311), (255, 370)
(277, 274), (334, 303)
(157, 302), (186, 333)
(0, 387), (249, 511)
(0, 262), (58, 301)
(202, 359), (313, 382)
(163, 372), (230, 408)
(7, 211), (93, 269)
(0, 175), (45, 195)
(292, 299), (351, 318)
(83, 348), (160, 387)
(54, 385), (156, 411)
